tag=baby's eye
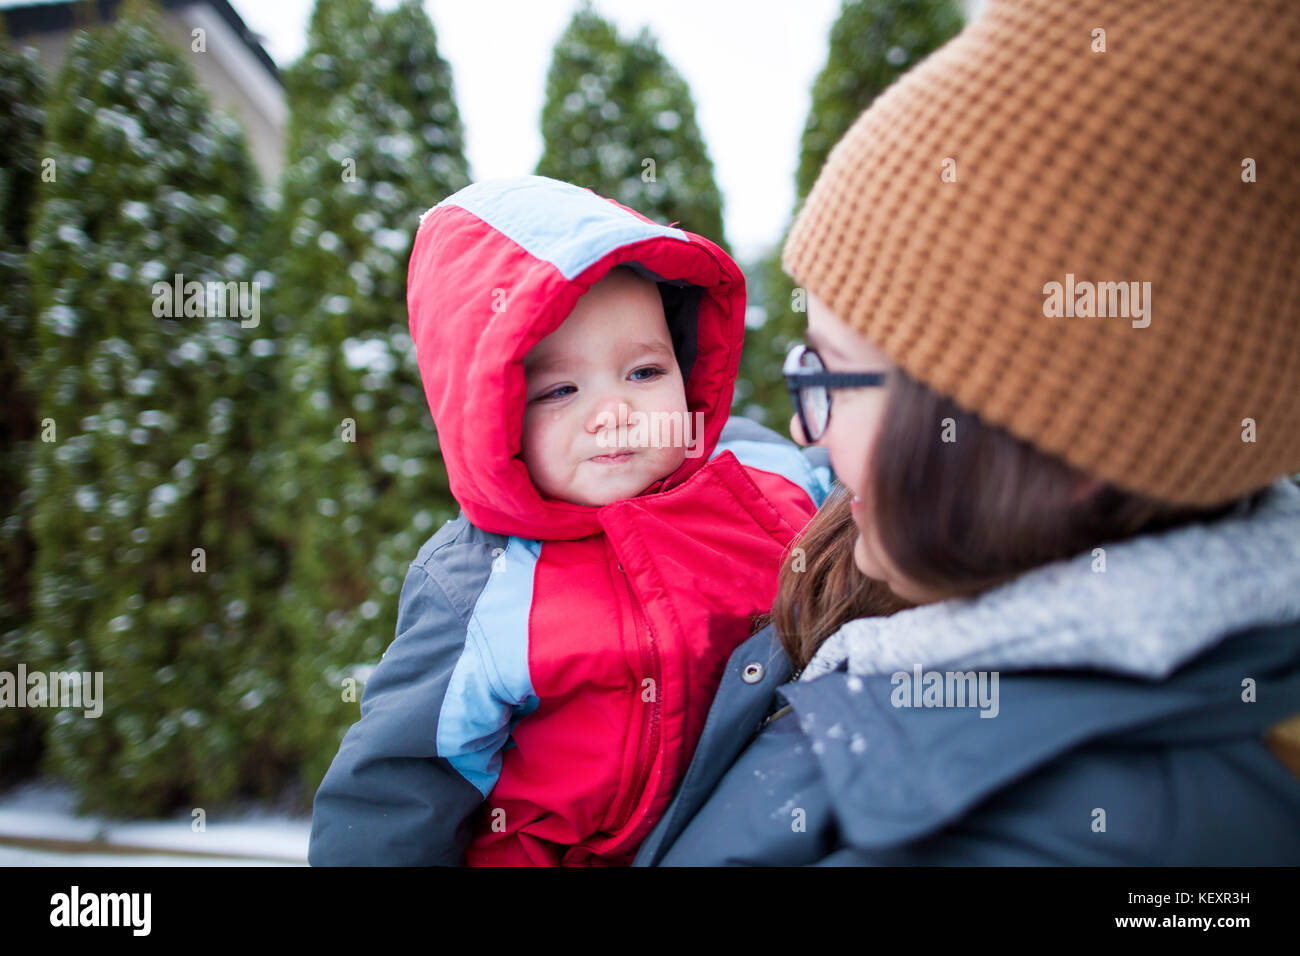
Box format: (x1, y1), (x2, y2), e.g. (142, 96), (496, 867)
(536, 385), (576, 401)
(631, 366), (667, 382)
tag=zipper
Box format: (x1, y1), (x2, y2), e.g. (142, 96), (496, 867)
(760, 703), (793, 730)
(606, 557), (661, 835)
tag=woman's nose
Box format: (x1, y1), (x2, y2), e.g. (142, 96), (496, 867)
(790, 413), (809, 447)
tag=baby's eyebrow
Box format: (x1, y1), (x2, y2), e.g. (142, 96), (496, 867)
(630, 340), (675, 361)
(525, 340), (674, 376)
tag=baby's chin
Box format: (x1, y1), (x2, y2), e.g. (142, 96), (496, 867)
(567, 453), (684, 507)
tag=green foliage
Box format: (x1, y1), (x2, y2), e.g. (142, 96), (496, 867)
(796, 0), (965, 203)
(0, 27), (48, 783)
(536, 1), (727, 250)
(741, 0), (965, 428)
(0, 0), (970, 818)
(22, 4), (283, 815)
(2, 0), (474, 816)
(267, 0), (468, 791)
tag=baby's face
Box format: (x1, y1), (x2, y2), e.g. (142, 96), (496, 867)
(521, 268), (689, 507)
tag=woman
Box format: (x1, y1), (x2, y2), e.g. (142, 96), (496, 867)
(632, 0), (1300, 865)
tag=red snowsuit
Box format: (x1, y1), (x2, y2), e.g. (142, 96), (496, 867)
(392, 176), (828, 864)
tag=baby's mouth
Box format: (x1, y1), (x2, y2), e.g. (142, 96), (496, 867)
(589, 451), (637, 465)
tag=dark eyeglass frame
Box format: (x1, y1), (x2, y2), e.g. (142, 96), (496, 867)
(783, 342), (887, 443)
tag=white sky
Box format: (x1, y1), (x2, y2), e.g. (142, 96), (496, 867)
(228, 0), (840, 262)
(229, 1), (987, 261)
(0, 0), (986, 260)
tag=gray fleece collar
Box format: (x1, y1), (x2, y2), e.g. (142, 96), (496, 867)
(801, 478), (1300, 682)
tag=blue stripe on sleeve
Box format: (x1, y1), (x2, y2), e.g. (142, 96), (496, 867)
(711, 439), (833, 508)
(438, 536), (542, 797)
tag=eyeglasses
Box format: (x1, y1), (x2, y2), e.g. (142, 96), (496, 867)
(782, 342), (887, 443)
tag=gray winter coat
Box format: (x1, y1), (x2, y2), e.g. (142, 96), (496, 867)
(633, 478), (1300, 865)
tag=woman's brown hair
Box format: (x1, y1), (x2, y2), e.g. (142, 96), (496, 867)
(755, 366), (1269, 675)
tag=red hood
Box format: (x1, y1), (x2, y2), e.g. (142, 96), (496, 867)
(407, 176), (746, 541)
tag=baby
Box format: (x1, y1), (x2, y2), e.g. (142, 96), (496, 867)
(308, 175), (832, 866)
(520, 264), (695, 508)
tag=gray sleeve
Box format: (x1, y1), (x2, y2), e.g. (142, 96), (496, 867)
(308, 563), (495, 866)
(799, 443), (837, 505)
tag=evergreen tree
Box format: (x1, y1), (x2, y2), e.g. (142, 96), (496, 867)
(741, 0), (964, 427)
(0, 24), (47, 784)
(23, 1), (279, 815)
(536, 1), (727, 250)
(268, 0), (470, 788)
(795, 0), (965, 203)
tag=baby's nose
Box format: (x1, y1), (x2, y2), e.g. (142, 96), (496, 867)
(586, 391), (626, 433)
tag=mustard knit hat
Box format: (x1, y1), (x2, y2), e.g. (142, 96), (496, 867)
(783, 0), (1300, 507)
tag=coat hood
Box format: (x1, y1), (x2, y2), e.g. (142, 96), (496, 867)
(407, 175), (745, 541)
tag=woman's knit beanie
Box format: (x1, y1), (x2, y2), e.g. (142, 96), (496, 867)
(782, 0), (1300, 507)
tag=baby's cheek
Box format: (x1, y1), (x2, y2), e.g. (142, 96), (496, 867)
(519, 413), (552, 471)
(655, 442), (688, 475)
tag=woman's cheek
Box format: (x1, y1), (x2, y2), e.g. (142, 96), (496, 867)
(853, 533), (871, 577)
(827, 394), (876, 498)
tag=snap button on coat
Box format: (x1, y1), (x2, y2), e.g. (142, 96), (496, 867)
(742, 662), (764, 683)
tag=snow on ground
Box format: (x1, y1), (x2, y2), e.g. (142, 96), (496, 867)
(0, 778), (310, 866)
(0, 845), (302, 866)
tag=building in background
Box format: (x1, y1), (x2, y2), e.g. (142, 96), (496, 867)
(2, 0), (285, 182)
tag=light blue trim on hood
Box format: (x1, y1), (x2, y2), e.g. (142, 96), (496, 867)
(432, 175), (688, 281)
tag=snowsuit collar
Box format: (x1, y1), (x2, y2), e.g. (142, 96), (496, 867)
(802, 478), (1300, 681)
(406, 176), (745, 541)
